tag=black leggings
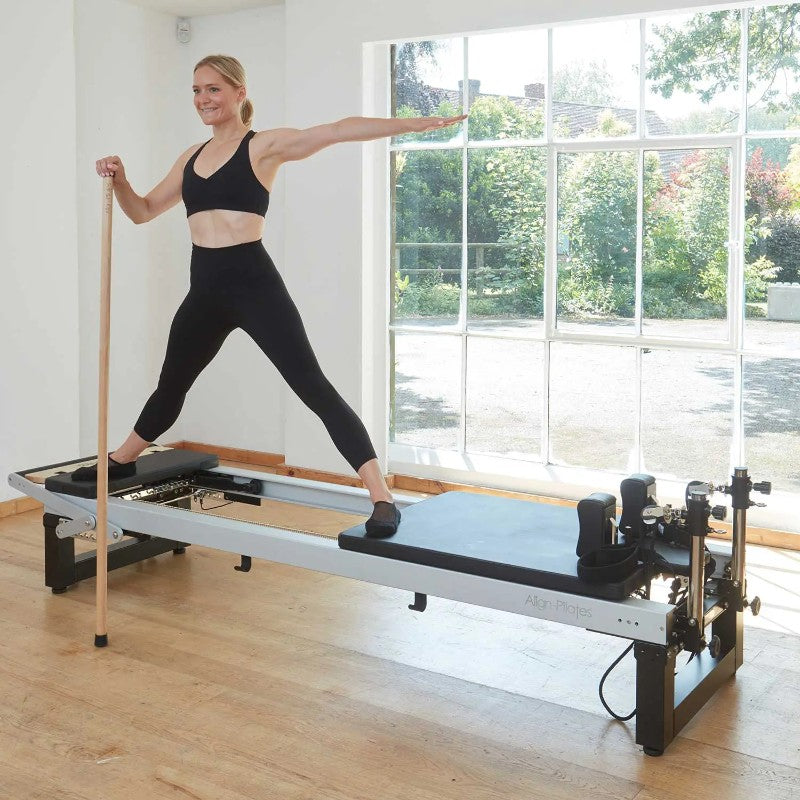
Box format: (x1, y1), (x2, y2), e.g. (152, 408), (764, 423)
(134, 240), (377, 473)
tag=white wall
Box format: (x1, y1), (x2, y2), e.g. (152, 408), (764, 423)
(0, 1), (79, 501)
(281, 0), (739, 478)
(2, 0), (288, 504)
(76, 3), (287, 462)
(74, 0), (186, 459)
(173, 5), (287, 454)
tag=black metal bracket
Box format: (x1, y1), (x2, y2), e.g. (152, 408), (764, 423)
(235, 555), (252, 573)
(409, 592), (427, 612)
(717, 577), (746, 612)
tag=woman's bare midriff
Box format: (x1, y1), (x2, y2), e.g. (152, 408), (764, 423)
(188, 208), (265, 248)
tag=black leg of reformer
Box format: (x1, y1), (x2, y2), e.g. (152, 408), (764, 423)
(409, 592), (427, 612)
(712, 601), (744, 671)
(635, 602), (742, 756)
(43, 512), (190, 593)
(634, 642), (676, 756)
(44, 513), (76, 594)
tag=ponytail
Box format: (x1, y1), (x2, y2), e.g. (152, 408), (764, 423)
(241, 98), (254, 127)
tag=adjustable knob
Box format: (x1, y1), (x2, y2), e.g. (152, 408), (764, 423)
(707, 635), (722, 659)
(753, 481), (771, 495)
(748, 596), (761, 616)
(711, 505), (727, 521)
(641, 505), (663, 525)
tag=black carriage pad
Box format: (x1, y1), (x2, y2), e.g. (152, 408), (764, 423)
(339, 491), (649, 601)
(25, 448), (219, 499)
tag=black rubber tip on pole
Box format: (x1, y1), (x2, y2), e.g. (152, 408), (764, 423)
(94, 634), (108, 648)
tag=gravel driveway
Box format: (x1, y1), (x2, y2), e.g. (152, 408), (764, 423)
(392, 317), (800, 492)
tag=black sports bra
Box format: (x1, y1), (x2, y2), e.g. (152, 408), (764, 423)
(182, 129), (270, 218)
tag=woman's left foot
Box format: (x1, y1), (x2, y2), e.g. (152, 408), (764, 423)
(365, 501), (401, 538)
(72, 454), (137, 482)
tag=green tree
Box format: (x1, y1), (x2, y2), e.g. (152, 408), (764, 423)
(746, 147), (794, 221)
(647, 10), (741, 104)
(646, 8), (800, 310)
(745, 147), (800, 286)
(553, 60), (617, 106)
(393, 41), (445, 116)
(468, 96), (546, 313)
(647, 6), (800, 122)
(394, 95), (546, 317)
(557, 113), (646, 317)
(784, 142), (800, 209)
(644, 150), (731, 313)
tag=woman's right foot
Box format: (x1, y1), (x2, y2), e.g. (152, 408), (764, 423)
(72, 454), (137, 482)
(365, 501), (401, 538)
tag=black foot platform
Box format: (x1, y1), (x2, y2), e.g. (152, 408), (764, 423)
(34, 448), (220, 499)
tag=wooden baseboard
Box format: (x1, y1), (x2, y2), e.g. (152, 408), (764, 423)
(0, 496), (43, 518)
(4, 441), (799, 552)
(168, 440), (285, 468)
(391, 473), (576, 506)
(173, 440), (394, 489)
(273, 463), (379, 489)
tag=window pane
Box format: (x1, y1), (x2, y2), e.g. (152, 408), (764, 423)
(748, 6), (800, 132)
(641, 350), (734, 479)
(467, 147), (545, 333)
(549, 343), (636, 470)
(557, 151), (637, 332)
(743, 356), (800, 493)
(645, 10), (740, 136)
(391, 149), (463, 330)
(552, 19), (640, 139)
(466, 338), (543, 459)
(392, 39), (465, 146)
(467, 30), (546, 141)
(642, 148), (730, 338)
(391, 332), (461, 450)
(744, 138), (800, 353)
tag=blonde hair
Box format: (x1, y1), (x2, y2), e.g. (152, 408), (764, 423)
(194, 54), (254, 128)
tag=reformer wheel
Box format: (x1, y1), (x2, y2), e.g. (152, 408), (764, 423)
(643, 746), (664, 757)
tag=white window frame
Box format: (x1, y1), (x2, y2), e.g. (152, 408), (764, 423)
(368, 6), (800, 532)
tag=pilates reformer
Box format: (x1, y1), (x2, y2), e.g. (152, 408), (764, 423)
(8, 446), (768, 756)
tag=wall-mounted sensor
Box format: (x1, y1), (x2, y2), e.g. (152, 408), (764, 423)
(177, 17), (191, 44)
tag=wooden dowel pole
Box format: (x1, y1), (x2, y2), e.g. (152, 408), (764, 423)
(95, 176), (113, 648)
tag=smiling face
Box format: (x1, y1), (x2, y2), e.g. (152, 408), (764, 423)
(192, 65), (245, 125)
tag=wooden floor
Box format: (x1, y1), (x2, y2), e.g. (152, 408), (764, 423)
(1, 463), (799, 799)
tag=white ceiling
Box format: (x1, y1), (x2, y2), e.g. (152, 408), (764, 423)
(119, 0), (282, 17)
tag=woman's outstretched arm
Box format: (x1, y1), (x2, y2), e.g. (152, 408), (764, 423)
(260, 114), (467, 163)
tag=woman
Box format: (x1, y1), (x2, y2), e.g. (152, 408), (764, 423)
(75, 54), (465, 538)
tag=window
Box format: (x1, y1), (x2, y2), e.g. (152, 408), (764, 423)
(387, 6), (800, 527)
